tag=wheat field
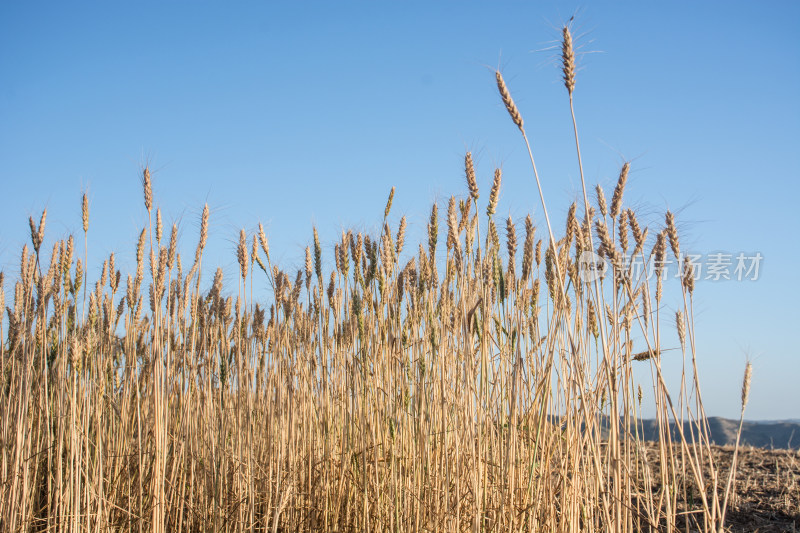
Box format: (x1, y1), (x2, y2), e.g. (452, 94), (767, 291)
(0, 26), (750, 532)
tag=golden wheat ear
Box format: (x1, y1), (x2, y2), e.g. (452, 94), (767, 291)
(143, 166), (152, 214)
(487, 168), (501, 217)
(609, 162), (629, 219)
(82, 193), (89, 233)
(496, 71), (524, 134)
(561, 25), (576, 95)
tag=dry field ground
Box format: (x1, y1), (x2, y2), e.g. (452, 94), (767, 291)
(647, 444), (799, 532)
(722, 446), (799, 532)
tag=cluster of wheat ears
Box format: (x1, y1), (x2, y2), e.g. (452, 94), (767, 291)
(1, 26), (752, 533)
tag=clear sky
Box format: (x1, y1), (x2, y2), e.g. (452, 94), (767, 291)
(1, 2), (798, 420)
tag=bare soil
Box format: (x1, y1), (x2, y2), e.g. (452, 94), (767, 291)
(642, 443), (800, 532)
(718, 445), (799, 532)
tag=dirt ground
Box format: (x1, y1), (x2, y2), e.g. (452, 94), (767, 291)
(717, 445), (799, 532)
(641, 444), (800, 532)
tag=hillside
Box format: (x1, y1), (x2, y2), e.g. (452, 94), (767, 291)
(636, 417), (800, 450)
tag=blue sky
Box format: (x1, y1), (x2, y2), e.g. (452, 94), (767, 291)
(1, 2), (798, 420)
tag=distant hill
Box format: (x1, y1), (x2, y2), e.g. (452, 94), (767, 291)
(635, 417), (799, 450)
